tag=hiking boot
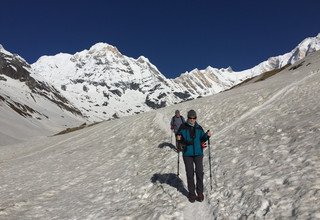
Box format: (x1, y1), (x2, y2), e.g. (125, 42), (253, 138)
(188, 194), (197, 203)
(197, 193), (204, 202)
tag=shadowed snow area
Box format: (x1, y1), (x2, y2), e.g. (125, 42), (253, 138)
(1, 51), (320, 219)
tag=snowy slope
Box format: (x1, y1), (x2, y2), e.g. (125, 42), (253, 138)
(1, 49), (319, 219)
(0, 45), (85, 146)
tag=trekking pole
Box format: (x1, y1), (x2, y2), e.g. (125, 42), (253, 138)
(176, 133), (180, 177)
(177, 149), (180, 177)
(207, 130), (213, 190)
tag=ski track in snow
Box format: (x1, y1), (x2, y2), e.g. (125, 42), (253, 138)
(1, 53), (320, 219)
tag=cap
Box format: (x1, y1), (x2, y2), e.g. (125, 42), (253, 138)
(175, 110), (180, 114)
(187, 109), (197, 118)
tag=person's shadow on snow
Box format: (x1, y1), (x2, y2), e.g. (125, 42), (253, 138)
(158, 142), (178, 152)
(151, 173), (188, 197)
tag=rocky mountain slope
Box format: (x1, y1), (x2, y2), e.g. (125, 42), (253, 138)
(0, 45), (84, 145)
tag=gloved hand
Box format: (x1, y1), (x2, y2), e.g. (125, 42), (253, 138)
(201, 142), (207, 149)
(206, 130), (213, 137)
(177, 143), (184, 152)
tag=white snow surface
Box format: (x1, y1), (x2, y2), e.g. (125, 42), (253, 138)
(1, 50), (320, 219)
(0, 75), (84, 146)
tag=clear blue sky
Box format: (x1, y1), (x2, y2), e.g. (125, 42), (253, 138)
(1, 0), (319, 78)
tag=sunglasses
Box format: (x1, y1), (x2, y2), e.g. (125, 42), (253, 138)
(188, 117), (197, 120)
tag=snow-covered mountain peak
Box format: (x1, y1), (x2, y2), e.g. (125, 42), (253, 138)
(181, 68), (199, 76)
(0, 45), (26, 63)
(0, 44), (6, 52)
(227, 66), (233, 72)
(89, 42), (117, 50)
(220, 66), (234, 73)
(296, 33), (320, 50)
(36, 53), (73, 64)
(32, 53), (75, 82)
(205, 66), (214, 71)
(185, 66), (234, 76)
(137, 55), (150, 63)
(30, 33), (320, 121)
(205, 66), (225, 71)
(0, 45), (12, 57)
(0, 44), (7, 54)
(87, 42), (122, 57)
(283, 33), (320, 65)
(0, 47), (84, 145)
(31, 42), (192, 121)
(0, 45), (31, 75)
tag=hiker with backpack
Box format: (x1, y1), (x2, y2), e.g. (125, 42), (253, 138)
(176, 109), (212, 203)
(170, 110), (185, 177)
(170, 110), (185, 135)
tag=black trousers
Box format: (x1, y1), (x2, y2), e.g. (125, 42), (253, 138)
(183, 156), (204, 197)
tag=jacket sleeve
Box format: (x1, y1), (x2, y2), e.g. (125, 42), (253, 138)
(176, 125), (183, 137)
(170, 117), (174, 129)
(200, 128), (209, 142)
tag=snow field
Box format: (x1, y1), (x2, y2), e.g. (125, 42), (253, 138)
(1, 51), (320, 219)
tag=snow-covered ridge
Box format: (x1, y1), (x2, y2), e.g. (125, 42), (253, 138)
(0, 44), (12, 56)
(0, 49), (85, 145)
(0, 33), (316, 124)
(2, 34), (319, 146)
(32, 42), (191, 121)
(0, 44), (28, 66)
(30, 33), (320, 121)
(249, 34), (320, 75)
(174, 33), (320, 96)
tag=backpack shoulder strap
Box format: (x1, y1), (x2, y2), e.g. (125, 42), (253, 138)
(171, 116), (177, 126)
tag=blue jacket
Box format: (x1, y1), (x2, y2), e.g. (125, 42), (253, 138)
(177, 122), (209, 156)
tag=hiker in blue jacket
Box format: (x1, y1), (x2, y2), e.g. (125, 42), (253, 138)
(176, 109), (212, 203)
